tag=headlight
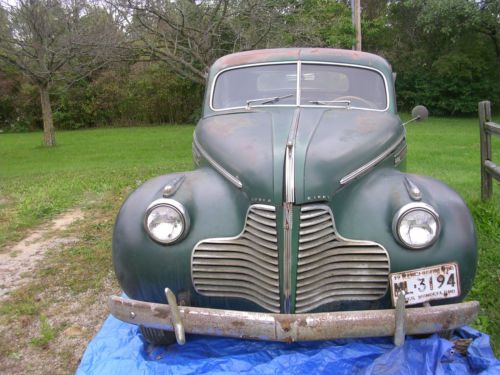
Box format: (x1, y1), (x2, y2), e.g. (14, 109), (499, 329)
(144, 199), (190, 244)
(392, 203), (440, 249)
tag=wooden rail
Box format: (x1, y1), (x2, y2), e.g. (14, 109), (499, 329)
(478, 101), (500, 200)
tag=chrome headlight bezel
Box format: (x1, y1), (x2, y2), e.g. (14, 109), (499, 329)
(392, 202), (440, 249)
(144, 198), (190, 245)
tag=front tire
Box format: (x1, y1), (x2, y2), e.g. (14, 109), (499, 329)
(438, 329), (454, 340)
(140, 326), (176, 346)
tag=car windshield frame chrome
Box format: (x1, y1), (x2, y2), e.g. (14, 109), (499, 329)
(209, 61), (390, 113)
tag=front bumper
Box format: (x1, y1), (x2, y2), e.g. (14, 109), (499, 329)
(109, 289), (479, 346)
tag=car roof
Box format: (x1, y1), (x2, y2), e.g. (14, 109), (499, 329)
(210, 48), (392, 74)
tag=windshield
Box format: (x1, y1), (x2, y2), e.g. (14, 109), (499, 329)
(211, 63), (388, 111)
(212, 64), (297, 109)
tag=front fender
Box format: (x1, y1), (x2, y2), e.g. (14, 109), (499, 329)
(113, 167), (248, 304)
(331, 168), (477, 304)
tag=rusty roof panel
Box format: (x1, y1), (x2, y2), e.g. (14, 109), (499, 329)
(213, 49), (300, 70)
(212, 48), (391, 72)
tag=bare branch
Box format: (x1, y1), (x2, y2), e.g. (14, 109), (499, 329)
(104, 0), (285, 85)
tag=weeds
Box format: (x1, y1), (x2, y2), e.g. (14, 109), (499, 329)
(31, 315), (55, 348)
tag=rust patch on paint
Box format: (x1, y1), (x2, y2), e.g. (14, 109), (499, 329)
(298, 319), (308, 328)
(212, 48), (388, 72)
(231, 321), (246, 328)
(152, 308), (169, 319)
(216, 49), (300, 70)
(276, 316), (292, 332)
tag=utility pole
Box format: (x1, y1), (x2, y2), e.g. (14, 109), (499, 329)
(351, 0), (362, 51)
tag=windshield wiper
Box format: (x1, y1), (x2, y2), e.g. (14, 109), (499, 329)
(246, 94), (294, 109)
(308, 99), (351, 107)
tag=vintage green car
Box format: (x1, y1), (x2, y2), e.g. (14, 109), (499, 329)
(109, 48), (479, 346)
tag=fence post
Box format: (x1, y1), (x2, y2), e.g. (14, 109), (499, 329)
(479, 101), (492, 200)
(478, 100), (500, 200)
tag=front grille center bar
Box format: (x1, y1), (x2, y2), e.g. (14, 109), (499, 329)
(283, 108), (301, 313)
(283, 203), (293, 313)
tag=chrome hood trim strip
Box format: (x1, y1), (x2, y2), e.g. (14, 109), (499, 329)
(282, 108), (301, 313)
(285, 109), (301, 203)
(193, 135), (243, 189)
(404, 177), (422, 201)
(340, 134), (405, 185)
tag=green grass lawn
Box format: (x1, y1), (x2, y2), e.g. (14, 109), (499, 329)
(405, 117), (499, 350)
(0, 118), (498, 353)
(0, 126), (195, 246)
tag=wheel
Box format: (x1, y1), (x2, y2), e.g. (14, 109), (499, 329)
(414, 329), (454, 340)
(140, 326), (177, 346)
(438, 329), (454, 340)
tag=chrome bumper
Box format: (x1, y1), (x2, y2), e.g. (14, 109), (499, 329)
(109, 289), (479, 346)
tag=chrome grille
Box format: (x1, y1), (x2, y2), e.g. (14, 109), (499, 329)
(192, 205), (280, 312)
(296, 205), (390, 313)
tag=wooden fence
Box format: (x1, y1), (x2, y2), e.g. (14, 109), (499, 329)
(478, 100), (500, 200)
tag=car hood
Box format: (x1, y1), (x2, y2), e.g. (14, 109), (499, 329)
(194, 108), (403, 204)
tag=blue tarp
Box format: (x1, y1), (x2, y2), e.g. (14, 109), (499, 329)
(76, 315), (499, 375)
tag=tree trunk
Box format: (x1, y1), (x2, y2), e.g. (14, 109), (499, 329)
(39, 84), (56, 147)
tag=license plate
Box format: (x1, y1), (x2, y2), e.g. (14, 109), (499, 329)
(389, 263), (460, 306)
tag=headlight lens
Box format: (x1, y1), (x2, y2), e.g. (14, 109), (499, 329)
(144, 199), (189, 244)
(393, 203), (440, 249)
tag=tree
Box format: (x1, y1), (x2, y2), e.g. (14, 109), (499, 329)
(282, 0), (353, 48)
(377, 0), (500, 114)
(110, 0), (290, 85)
(417, 0), (500, 61)
(0, 0), (123, 146)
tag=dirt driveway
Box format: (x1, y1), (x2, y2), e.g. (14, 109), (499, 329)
(0, 206), (120, 374)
